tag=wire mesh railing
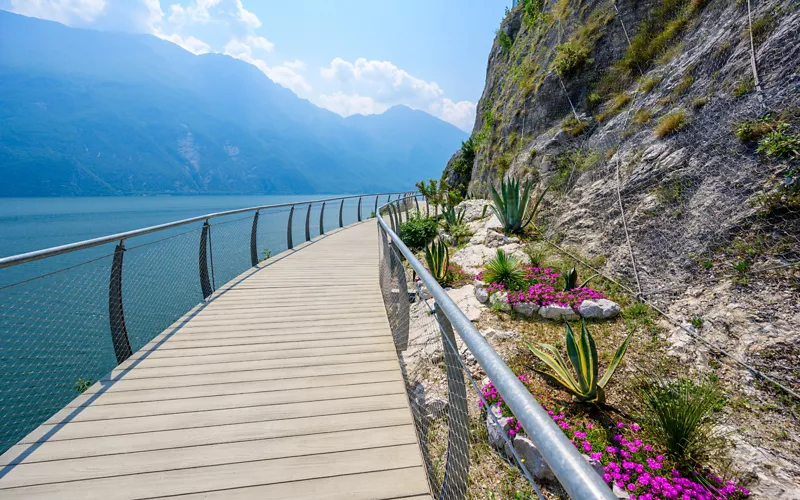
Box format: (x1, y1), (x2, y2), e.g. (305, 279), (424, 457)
(0, 191), (412, 454)
(376, 196), (615, 500)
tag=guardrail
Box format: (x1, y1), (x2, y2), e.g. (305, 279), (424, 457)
(376, 195), (615, 500)
(0, 191), (411, 454)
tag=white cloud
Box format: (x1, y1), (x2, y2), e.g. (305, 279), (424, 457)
(245, 35), (274, 52)
(166, 0), (259, 29)
(431, 98), (476, 132)
(157, 32), (211, 55)
(317, 92), (388, 117)
(319, 57), (474, 131)
(283, 59), (306, 71)
(8, 0), (106, 25)
(223, 38), (310, 95)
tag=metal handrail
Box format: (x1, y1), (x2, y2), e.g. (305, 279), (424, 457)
(376, 196), (615, 500)
(0, 192), (407, 269)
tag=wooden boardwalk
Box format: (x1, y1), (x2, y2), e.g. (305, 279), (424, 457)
(0, 221), (431, 499)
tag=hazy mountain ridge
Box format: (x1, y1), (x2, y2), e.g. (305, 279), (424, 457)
(0, 10), (468, 196)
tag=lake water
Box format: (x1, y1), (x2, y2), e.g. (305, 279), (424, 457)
(0, 194), (385, 453)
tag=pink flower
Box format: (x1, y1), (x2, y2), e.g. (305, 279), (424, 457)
(630, 423), (641, 431)
(617, 422), (626, 429)
(591, 452), (603, 460)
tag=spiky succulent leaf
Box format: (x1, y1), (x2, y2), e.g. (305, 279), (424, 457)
(564, 267), (578, 291)
(425, 239), (450, 284)
(527, 341), (582, 393)
(598, 333), (632, 389)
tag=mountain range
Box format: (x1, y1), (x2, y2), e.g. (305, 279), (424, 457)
(0, 10), (467, 196)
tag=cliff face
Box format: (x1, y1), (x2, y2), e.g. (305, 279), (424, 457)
(445, 0), (800, 495)
(447, 0), (799, 327)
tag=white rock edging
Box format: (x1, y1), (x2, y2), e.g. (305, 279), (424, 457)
(578, 299), (621, 319)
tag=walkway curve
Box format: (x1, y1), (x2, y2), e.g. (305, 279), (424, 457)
(0, 221), (431, 500)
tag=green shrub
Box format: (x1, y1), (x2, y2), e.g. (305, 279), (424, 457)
(673, 74), (695, 96)
(75, 378), (93, 394)
(638, 378), (726, 470)
(448, 222), (473, 246)
(732, 77), (754, 97)
(654, 110), (687, 138)
(553, 42), (591, 78)
(633, 109), (653, 125)
(640, 75), (662, 93)
(490, 178), (549, 234)
(398, 215), (439, 250)
(596, 93), (632, 121)
(757, 122), (800, 158)
(523, 243), (546, 267)
(497, 28), (513, 53)
(562, 115), (588, 136)
(586, 92), (604, 110)
(551, 149), (601, 193)
(691, 97), (708, 109)
(528, 321), (631, 403)
(484, 249), (526, 290)
(735, 119), (772, 143)
(521, 0), (545, 28)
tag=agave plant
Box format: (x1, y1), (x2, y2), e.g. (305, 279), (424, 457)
(490, 178), (550, 235)
(563, 267), (597, 291)
(527, 321), (631, 403)
(483, 249), (527, 290)
(425, 238), (450, 284)
(441, 204), (466, 230)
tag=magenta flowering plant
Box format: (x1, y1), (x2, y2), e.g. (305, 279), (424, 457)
(546, 412), (750, 500)
(480, 374), (531, 438)
(479, 261), (606, 310)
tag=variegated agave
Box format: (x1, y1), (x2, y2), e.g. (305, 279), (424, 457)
(527, 321), (631, 403)
(489, 178), (549, 235)
(425, 238), (450, 284)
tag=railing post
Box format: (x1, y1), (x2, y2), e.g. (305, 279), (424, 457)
(434, 305), (469, 500)
(199, 220), (212, 299)
(414, 194), (420, 215)
(319, 201), (326, 235)
(404, 196), (410, 221)
(287, 205), (294, 250)
(374, 195), (379, 218)
(305, 203), (312, 242)
(339, 199), (344, 227)
(426, 196), (430, 217)
(357, 196), (363, 222)
(250, 210), (259, 266)
(108, 240), (132, 364)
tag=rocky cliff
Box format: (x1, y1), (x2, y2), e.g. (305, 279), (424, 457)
(443, 0), (800, 496)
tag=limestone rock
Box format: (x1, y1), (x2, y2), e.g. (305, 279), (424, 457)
(612, 484), (631, 499)
(475, 287), (489, 303)
(489, 292), (512, 312)
(512, 435), (556, 482)
(446, 285), (485, 322)
(456, 199), (492, 222)
(578, 299), (621, 319)
(486, 404), (512, 449)
(485, 229), (520, 248)
(513, 301), (539, 317)
(481, 327), (516, 340)
(539, 304), (579, 321)
(582, 454), (605, 478)
(412, 384), (449, 419)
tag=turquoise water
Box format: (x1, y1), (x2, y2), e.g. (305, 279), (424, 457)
(0, 195), (379, 453)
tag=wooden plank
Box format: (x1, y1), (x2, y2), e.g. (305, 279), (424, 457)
(106, 351), (398, 380)
(84, 360), (402, 393)
(0, 426), (419, 488)
(21, 394), (410, 443)
(67, 370), (402, 408)
(0, 444), (425, 500)
(1, 408), (414, 465)
(119, 342), (396, 370)
(47, 381), (406, 423)
(158, 468), (430, 500)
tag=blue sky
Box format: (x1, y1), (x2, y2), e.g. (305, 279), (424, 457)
(0, 0), (510, 130)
